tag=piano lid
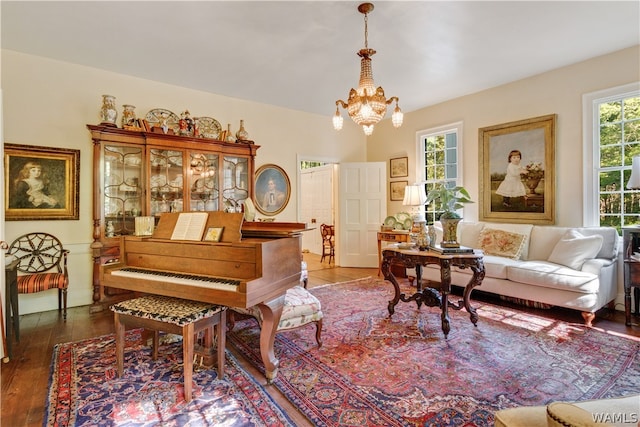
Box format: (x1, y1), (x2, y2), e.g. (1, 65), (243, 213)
(241, 221), (310, 238)
(151, 211), (310, 240)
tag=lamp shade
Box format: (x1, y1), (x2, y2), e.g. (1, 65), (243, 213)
(627, 155), (640, 189)
(403, 185), (427, 206)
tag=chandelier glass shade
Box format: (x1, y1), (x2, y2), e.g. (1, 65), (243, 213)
(333, 3), (403, 135)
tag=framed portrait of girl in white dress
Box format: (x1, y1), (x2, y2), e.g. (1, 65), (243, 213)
(478, 114), (556, 224)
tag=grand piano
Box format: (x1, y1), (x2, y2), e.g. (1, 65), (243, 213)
(101, 211), (304, 381)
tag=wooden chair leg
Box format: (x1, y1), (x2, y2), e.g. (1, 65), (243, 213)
(315, 318), (323, 348)
(227, 310), (236, 331)
(182, 323), (195, 403)
(151, 331), (159, 360)
(217, 310), (226, 379)
(62, 288), (68, 321)
(114, 313), (125, 377)
(201, 326), (214, 348)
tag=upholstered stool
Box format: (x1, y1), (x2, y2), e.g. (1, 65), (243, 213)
(110, 295), (226, 403)
(229, 285), (323, 347)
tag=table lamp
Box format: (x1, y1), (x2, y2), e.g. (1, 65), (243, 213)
(403, 184), (429, 249)
(627, 155), (640, 190)
(626, 155), (640, 258)
(403, 184), (427, 222)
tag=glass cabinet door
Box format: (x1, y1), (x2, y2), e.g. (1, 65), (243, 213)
(103, 144), (143, 237)
(189, 151), (219, 211)
(222, 156), (249, 211)
(149, 148), (185, 215)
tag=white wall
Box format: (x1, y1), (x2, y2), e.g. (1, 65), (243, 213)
(2, 45), (639, 315)
(369, 46), (640, 227)
(368, 45), (640, 310)
(0, 49), (365, 314)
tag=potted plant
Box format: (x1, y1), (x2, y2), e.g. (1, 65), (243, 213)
(425, 183), (474, 247)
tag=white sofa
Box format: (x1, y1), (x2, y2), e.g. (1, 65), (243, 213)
(421, 221), (619, 326)
(494, 394), (640, 427)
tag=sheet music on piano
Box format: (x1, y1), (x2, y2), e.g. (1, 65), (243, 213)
(170, 212), (208, 240)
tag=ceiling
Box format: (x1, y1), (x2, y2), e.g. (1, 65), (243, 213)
(2, 1), (639, 118)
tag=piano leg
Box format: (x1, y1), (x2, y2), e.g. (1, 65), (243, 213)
(255, 295), (285, 382)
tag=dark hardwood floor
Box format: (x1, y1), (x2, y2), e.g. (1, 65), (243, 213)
(2, 253), (639, 426)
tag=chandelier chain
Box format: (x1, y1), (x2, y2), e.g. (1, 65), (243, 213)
(363, 11), (368, 49)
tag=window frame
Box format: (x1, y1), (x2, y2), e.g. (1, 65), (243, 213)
(582, 82), (640, 228)
(416, 121), (464, 223)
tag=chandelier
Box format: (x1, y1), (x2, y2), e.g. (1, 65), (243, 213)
(333, 2), (403, 136)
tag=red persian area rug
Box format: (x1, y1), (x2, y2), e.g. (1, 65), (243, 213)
(228, 277), (640, 427)
(44, 329), (295, 427)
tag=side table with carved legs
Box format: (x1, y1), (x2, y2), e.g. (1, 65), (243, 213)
(381, 248), (485, 338)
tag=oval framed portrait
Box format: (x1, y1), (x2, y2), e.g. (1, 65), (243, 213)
(254, 164), (290, 216)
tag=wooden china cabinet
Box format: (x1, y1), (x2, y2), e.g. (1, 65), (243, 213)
(87, 124), (259, 310)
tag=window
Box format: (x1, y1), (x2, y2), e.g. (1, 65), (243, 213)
(417, 122), (463, 224)
(583, 83), (640, 232)
(300, 160), (328, 170)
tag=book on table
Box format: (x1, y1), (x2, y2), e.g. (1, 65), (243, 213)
(429, 244), (474, 254)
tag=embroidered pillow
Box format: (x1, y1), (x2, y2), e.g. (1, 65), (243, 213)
(477, 228), (527, 260)
(547, 229), (603, 270)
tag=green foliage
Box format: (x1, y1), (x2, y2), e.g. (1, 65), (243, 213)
(597, 95), (640, 231)
(425, 182), (473, 219)
(300, 160), (328, 170)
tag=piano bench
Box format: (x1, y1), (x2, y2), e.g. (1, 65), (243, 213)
(229, 285), (323, 347)
(110, 295), (227, 403)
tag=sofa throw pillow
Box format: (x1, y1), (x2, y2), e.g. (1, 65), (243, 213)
(547, 229), (603, 270)
(477, 228), (527, 260)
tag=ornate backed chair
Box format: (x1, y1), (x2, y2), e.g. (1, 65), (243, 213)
(320, 223), (335, 264)
(7, 232), (70, 320)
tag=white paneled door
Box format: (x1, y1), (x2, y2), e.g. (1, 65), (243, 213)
(338, 162), (386, 267)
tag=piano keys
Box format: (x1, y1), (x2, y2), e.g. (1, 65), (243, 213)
(101, 212), (306, 381)
(110, 267), (241, 291)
